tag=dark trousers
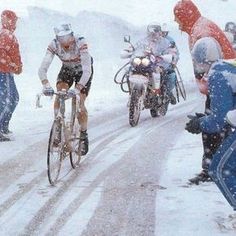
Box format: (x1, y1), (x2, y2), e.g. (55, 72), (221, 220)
(201, 95), (230, 171)
(0, 73), (19, 132)
(57, 65), (93, 96)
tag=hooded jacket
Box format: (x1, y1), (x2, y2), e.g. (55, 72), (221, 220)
(174, 0), (236, 94)
(174, 0), (235, 58)
(0, 10), (22, 74)
(199, 60), (236, 133)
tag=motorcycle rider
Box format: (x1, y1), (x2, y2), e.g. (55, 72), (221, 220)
(174, 0), (236, 185)
(161, 22), (180, 91)
(186, 37), (236, 210)
(38, 23), (93, 156)
(134, 23), (179, 105)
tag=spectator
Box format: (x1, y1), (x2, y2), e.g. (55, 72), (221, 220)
(0, 10), (23, 142)
(174, 0), (235, 185)
(186, 37), (236, 210)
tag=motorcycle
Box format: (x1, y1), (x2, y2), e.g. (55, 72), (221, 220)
(115, 35), (173, 127)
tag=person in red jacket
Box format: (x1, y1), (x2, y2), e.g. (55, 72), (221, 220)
(174, 0), (236, 185)
(0, 10), (23, 141)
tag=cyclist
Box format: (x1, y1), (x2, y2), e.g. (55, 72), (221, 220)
(38, 24), (93, 155)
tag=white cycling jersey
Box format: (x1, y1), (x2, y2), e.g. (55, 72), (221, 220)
(38, 36), (92, 86)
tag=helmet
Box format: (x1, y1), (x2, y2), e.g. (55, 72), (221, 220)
(54, 23), (73, 37)
(174, 0), (201, 34)
(54, 24), (75, 49)
(147, 22), (162, 40)
(225, 22), (236, 33)
(1, 10), (18, 31)
(192, 37), (222, 73)
(192, 37), (222, 64)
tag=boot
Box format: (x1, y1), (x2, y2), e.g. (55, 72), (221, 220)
(0, 132), (10, 142)
(169, 93), (177, 105)
(80, 130), (89, 156)
(188, 170), (213, 185)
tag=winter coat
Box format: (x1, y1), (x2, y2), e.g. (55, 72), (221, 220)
(0, 18), (22, 74)
(174, 0), (235, 58)
(38, 36), (92, 87)
(199, 60), (236, 133)
(174, 0), (235, 94)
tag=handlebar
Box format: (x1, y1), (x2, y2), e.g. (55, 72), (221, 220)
(35, 89), (80, 109)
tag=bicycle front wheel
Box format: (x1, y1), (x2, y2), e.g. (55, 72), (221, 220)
(69, 99), (82, 168)
(47, 119), (63, 185)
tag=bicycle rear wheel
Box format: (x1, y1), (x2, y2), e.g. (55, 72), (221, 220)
(47, 119), (63, 185)
(69, 98), (82, 168)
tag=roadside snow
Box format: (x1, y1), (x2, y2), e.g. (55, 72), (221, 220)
(155, 131), (236, 236)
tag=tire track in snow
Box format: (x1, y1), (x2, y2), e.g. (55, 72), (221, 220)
(0, 113), (130, 225)
(23, 101), (199, 235)
(80, 111), (195, 236)
(21, 125), (143, 235)
(0, 122), (127, 219)
(0, 94), (199, 235)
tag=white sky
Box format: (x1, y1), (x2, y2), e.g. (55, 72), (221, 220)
(0, 0), (235, 28)
(0, 0), (180, 26)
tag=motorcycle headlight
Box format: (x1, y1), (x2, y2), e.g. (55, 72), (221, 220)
(133, 57), (142, 66)
(142, 58), (150, 66)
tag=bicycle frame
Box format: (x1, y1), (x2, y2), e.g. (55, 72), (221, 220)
(55, 89), (82, 153)
(46, 88), (81, 185)
(54, 90), (72, 150)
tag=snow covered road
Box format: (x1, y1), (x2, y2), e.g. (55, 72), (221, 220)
(0, 92), (199, 235)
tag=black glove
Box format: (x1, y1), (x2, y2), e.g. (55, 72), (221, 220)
(185, 115), (202, 134)
(195, 112), (205, 118)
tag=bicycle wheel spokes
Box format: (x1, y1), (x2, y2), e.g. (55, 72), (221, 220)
(47, 120), (63, 185)
(177, 79), (187, 100)
(70, 115), (81, 169)
(175, 67), (186, 100)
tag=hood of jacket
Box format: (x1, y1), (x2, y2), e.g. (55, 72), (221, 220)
(1, 10), (18, 32)
(174, 0), (201, 34)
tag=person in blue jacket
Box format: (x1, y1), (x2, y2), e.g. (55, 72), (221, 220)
(186, 36), (236, 210)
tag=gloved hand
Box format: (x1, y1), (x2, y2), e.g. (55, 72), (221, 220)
(67, 88), (80, 98)
(185, 115), (202, 134)
(42, 83), (54, 96)
(195, 112), (205, 118)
